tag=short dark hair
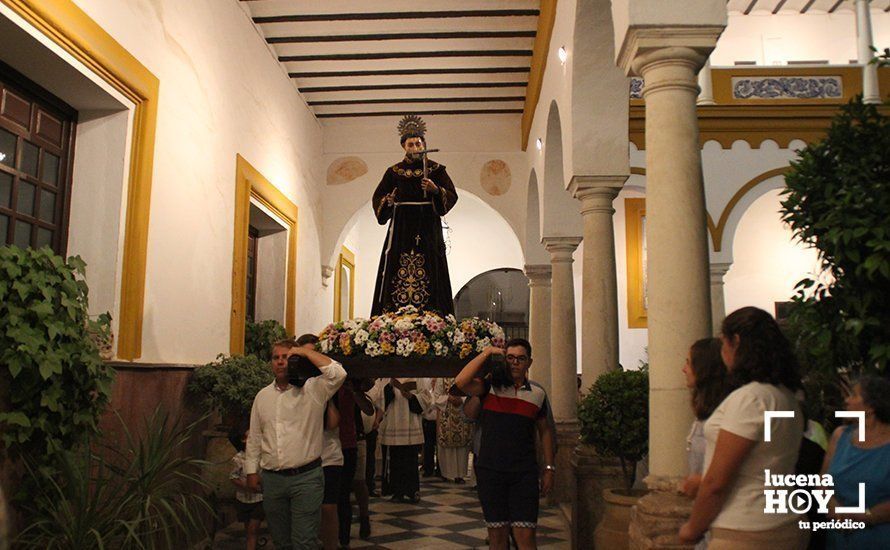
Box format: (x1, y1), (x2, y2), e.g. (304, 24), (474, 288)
(296, 333), (319, 347)
(271, 338), (297, 352)
(400, 133), (426, 146)
(505, 337), (532, 358)
(857, 375), (890, 424)
(227, 421), (249, 452)
(689, 337), (730, 420)
(721, 306), (802, 391)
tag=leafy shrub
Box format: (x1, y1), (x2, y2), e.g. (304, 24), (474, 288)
(780, 98), (890, 385)
(188, 354), (271, 424)
(15, 408), (212, 549)
(578, 367), (649, 492)
(245, 319), (287, 362)
(0, 246), (114, 465)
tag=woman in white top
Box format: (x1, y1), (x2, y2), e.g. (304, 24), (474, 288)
(679, 306), (808, 550)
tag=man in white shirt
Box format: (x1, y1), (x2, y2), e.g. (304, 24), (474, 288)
(245, 339), (346, 550)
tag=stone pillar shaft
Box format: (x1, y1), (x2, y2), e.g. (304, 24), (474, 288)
(544, 237), (582, 423)
(709, 262), (732, 336)
(525, 264), (553, 397)
(573, 180), (624, 392)
(856, 0), (881, 104)
(634, 46), (712, 479)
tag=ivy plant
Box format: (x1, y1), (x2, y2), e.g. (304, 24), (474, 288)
(780, 97), (890, 380)
(0, 246), (115, 464)
(578, 367), (649, 492)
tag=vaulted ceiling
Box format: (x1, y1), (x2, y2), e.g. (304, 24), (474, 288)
(240, 0), (542, 120)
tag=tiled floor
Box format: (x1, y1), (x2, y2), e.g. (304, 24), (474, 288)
(213, 476), (571, 549)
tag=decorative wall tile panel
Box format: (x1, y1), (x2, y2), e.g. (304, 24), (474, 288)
(731, 76), (842, 99)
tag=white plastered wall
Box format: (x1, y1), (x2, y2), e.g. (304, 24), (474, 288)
(714, 10), (890, 66)
(68, 0), (328, 362)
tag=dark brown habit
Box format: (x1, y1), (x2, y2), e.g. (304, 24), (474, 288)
(370, 156), (457, 317)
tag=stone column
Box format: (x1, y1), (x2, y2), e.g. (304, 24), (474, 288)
(628, 45), (716, 549)
(709, 262), (731, 336)
(543, 236), (582, 505)
(571, 178), (625, 392)
(697, 59), (715, 105)
(525, 264), (553, 397)
(855, 0), (881, 104)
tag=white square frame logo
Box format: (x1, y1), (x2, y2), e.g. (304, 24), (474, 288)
(763, 409), (866, 514)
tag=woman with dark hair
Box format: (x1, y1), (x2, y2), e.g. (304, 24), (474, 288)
(681, 337), (730, 497)
(821, 375), (890, 549)
(680, 306), (808, 549)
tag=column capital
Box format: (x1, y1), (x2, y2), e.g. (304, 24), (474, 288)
(542, 236), (582, 261)
(524, 263), (552, 284)
(709, 261), (732, 282)
(617, 27), (722, 77)
(569, 175), (626, 196)
(571, 179), (624, 216)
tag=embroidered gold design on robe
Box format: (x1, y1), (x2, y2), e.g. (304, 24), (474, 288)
(392, 251), (431, 308)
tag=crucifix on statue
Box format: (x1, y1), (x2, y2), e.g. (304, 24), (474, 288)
(370, 114), (458, 317)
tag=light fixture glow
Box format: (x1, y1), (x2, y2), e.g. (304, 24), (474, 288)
(536, 138), (543, 151)
(0, 153), (6, 163)
(558, 46), (568, 64)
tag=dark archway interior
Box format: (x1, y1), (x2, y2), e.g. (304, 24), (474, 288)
(454, 268), (529, 341)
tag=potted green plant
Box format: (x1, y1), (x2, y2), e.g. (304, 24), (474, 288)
(244, 319), (287, 362)
(188, 354), (271, 427)
(578, 366), (649, 550)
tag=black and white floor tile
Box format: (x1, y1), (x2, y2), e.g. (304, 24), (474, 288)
(213, 476), (571, 549)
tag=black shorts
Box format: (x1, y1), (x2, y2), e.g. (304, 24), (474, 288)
(323, 465), (342, 504)
(235, 500), (265, 523)
(475, 466), (539, 529)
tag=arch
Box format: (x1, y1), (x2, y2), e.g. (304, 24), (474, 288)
(454, 267), (530, 340)
(718, 167), (792, 255)
(541, 101), (582, 238)
(328, 187), (524, 271)
(524, 169), (549, 265)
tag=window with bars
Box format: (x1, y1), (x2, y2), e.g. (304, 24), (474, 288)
(0, 62), (76, 253)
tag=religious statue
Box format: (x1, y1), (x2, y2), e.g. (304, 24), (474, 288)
(371, 115), (458, 317)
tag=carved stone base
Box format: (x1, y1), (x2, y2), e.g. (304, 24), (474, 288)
(553, 421), (580, 506)
(629, 477), (695, 550)
(571, 445), (625, 549)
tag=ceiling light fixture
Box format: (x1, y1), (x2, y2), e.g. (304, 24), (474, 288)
(558, 46), (568, 64)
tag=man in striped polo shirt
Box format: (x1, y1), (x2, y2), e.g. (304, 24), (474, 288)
(456, 338), (556, 550)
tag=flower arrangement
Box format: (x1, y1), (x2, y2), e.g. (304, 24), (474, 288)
(318, 306), (505, 360)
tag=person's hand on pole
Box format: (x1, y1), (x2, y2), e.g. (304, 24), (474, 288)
(421, 178), (438, 195)
(385, 189), (397, 206)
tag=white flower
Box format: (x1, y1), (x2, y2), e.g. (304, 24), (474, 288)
(320, 340), (332, 353)
(451, 330), (465, 345)
(433, 341), (449, 356)
(394, 318), (414, 332)
(354, 329), (369, 345)
(365, 341), (382, 357)
(395, 338), (414, 357)
(476, 337), (491, 352)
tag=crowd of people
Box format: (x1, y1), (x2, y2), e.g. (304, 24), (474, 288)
(228, 305), (888, 550)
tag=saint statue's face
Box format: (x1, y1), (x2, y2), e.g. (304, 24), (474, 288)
(402, 136), (425, 159)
